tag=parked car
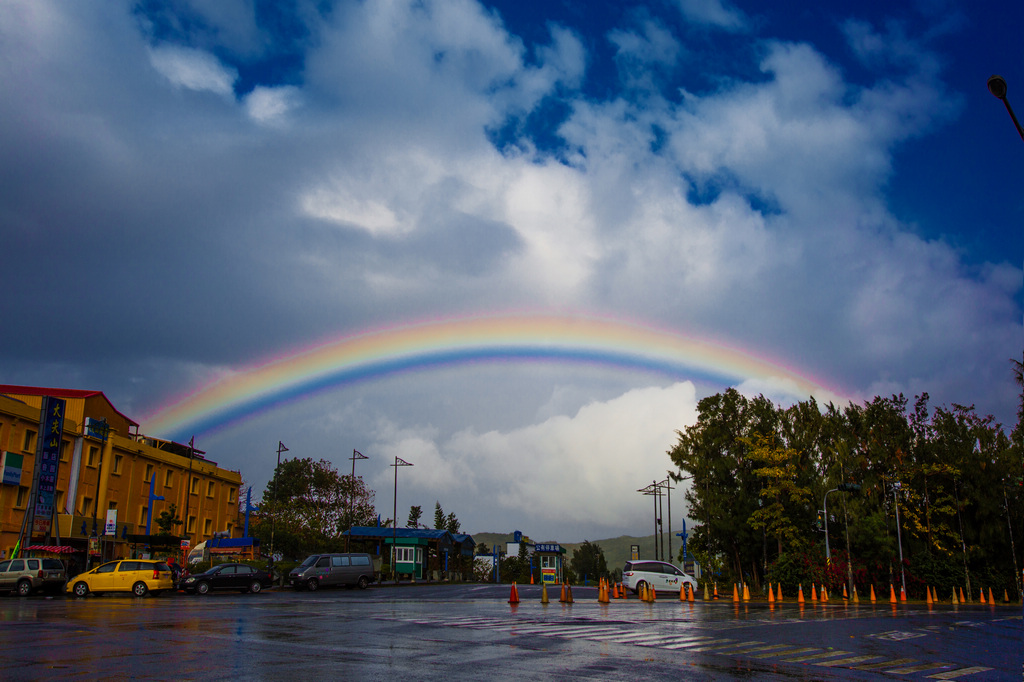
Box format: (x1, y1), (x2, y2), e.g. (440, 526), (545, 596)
(66, 559), (174, 597)
(289, 553), (375, 591)
(181, 563), (273, 594)
(622, 560), (697, 596)
(0, 558), (66, 596)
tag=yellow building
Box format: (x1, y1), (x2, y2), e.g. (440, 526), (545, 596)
(0, 386), (242, 565)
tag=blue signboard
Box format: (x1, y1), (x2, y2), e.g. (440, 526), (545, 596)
(31, 397), (65, 537)
(534, 543), (561, 553)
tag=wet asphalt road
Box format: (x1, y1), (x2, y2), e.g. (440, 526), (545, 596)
(0, 583), (1020, 680)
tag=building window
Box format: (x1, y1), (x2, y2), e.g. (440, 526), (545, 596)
(139, 507), (148, 526)
(144, 463), (154, 482)
(394, 547), (415, 563)
(87, 446), (99, 467)
(108, 501), (117, 510)
(164, 470), (173, 487)
(206, 481), (215, 498)
(187, 516), (196, 533)
(15, 486), (29, 508)
(60, 440), (71, 462)
(82, 497), (93, 516)
(22, 429), (36, 452)
(228, 488), (237, 504)
(112, 454), (123, 475)
(203, 518), (212, 536)
(190, 477), (198, 494)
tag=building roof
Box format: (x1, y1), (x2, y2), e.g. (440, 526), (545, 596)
(0, 384), (139, 428)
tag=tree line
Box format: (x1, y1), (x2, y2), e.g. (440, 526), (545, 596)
(668, 382), (1023, 600)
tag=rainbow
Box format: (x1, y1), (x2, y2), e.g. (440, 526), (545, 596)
(143, 313), (848, 440)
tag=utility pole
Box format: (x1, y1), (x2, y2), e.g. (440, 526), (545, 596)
(346, 449), (368, 552)
(269, 441), (288, 568)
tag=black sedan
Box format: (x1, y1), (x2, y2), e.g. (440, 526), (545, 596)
(180, 563), (273, 595)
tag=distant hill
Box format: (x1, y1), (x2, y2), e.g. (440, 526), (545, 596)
(470, 531), (676, 568)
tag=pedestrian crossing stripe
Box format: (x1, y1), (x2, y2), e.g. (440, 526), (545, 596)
(398, 616), (999, 678)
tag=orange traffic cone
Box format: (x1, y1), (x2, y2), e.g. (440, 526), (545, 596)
(979, 589), (986, 604)
(1003, 589), (1009, 604)
(559, 582), (567, 603)
(650, 586), (656, 602)
(541, 582), (549, 604)
(988, 588), (995, 605)
(811, 584), (818, 601)
(732, 584), (739, 602)
(870, 585), (876, 602)
(952, 588), (958, 605)
(900, 585), (906, 602)
(599, 579), (609, 604)
(742, 583), (750, 602)
(688, 583), (695, 603)
(530, 572), (534, 585)
(566, 583), (574, 604)
(713, 583), (719, 600)
(843, 584), (848, 600)
(768, 583), (775, 603)
(889, 584), (897, 604)
(777, 583), (783, 602)
(852, 585), (859, 603)
(926, 586), (933, 604)
(821, 586), (829, 602)
(680, 582), (687, 602)
(798, 584), (805, 603)
(509, 582), (520, 605)
(959, 587), (966, 604)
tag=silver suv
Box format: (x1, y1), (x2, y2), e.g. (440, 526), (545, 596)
(0, 557), (67, 596)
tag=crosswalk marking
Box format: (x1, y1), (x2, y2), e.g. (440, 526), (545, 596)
(886, 661), (952, 674)
(852, 658), (917, 670)
(748, 647), (818, 659)
(926, 667), (994, 680)
(397, 615), (1002, 680)
(779, 650), (851, 663)
(814, 655), (883, 667)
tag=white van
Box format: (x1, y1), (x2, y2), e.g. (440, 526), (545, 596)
(622, 560), (697, 595)
(288, 553), (375, 591)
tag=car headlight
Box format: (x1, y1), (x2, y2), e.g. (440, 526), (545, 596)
(183, 577), (195, 583)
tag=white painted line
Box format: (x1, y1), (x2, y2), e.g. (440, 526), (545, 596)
(926, 667), (994, 680)
(886, 661), (952, 674)
(814, 655), (884, 667)
(780, 650), (851, 663)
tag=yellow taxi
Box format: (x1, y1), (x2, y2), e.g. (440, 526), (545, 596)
(67, 559), (174, 597)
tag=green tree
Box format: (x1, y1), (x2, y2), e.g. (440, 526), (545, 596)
(407, 505), (423, 528)
(434, 502), (445, 530)
(154, 503), (182, 536)
(570, 540), (608, 582)
(253, 457), (375, 558)
(743, 433), (811, 555)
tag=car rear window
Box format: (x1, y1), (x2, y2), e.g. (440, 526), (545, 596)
(154, 562), (170, 572)
(351, 556), (370, 566)
(42, 559), (64, 570)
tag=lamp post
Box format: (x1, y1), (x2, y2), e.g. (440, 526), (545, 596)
(893, 481), (907, 597)
(346, 449), (368, 552)
(637, 482), (660, 560)
(988, 75), (1024, 141)
(269, 441), (288, 568)
(391, 456), (413, 582)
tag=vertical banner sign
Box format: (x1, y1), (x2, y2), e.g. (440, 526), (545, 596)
(31, 397), (66, 537)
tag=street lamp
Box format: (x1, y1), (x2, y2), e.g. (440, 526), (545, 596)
(346, 449), (368, 552)
(892, 481), (907, 598)
(391, 456), (413, 582)
(269, 441), (288, 568)
(637, 482), (660, 560)
(987, 75), (1024, 142)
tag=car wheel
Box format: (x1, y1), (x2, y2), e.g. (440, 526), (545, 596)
(132, 581), (148, 597)
(73, 582), (89, 598)
(249, 581), (262, 594)
(357, 576), (369, 590)
(306, 578), (319, 592)
(196, 581), (210, 595)
(16, 580), (32, 597)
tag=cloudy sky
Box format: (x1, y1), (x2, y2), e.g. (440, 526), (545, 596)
(2, 0), (1021, 543)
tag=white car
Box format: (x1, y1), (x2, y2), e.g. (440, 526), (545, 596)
(623, 560), (697, 595)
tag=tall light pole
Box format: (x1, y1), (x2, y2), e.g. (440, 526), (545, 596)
(391, 456), (413, 582)
(892, 481), (907, 597)
(346, 449), (368, 552)
(637, 482), (659, 560)
(988, 75), (1024, 141)
(269, 441), (288, 568)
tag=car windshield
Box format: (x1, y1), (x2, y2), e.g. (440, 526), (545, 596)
(298, 556), (319, 568)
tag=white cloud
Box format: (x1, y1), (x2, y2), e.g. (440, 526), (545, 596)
(244, 85), (301, 126)
(675, 0), (748, 31)
(369, 382), (699, 538)
(149, 44), (237, 96)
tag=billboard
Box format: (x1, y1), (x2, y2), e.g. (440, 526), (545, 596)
(31, 397), (66, 537)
